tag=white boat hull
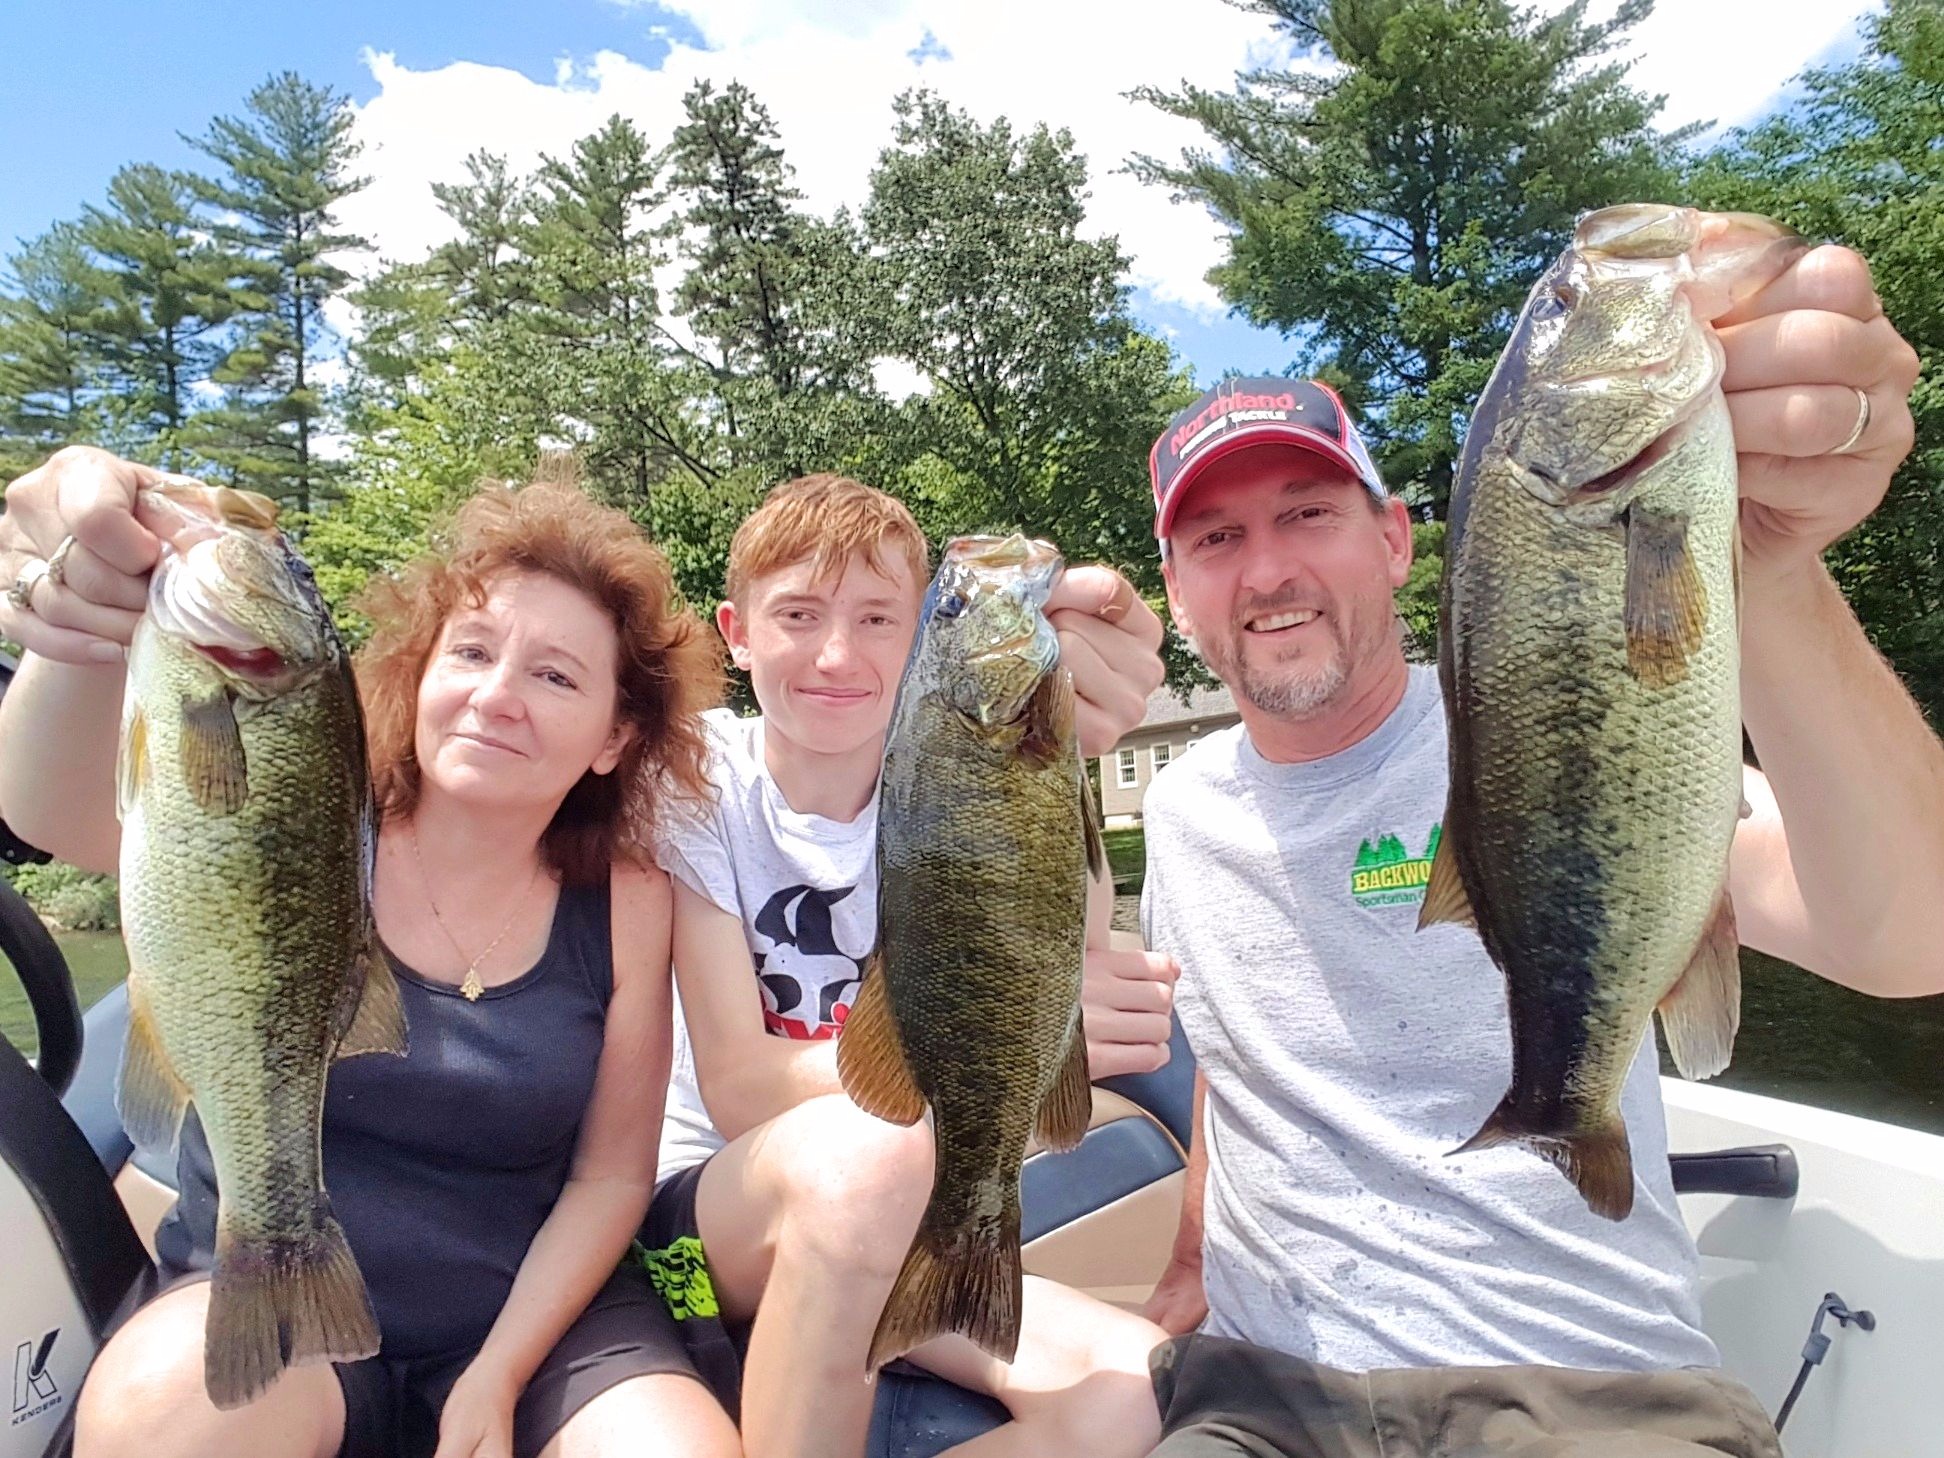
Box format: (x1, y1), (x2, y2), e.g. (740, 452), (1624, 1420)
(1665, 1077), (1944, 1458)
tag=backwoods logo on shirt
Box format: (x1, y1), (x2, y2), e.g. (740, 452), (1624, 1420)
(1351, 824), (1441, 909)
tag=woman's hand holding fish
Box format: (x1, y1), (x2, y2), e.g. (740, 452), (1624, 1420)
(1045, 565), (1167, 757)
(0, 445), (173, 663)
(1081, 943), (1179, 1078)
(1717, 243), (1921, 581)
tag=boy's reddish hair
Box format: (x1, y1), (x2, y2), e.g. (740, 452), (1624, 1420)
(724, 474), (930, 604)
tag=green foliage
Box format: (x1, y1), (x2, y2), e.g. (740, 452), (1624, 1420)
(1133, 0), (1687, 508)
(182, 72), (370, 512)
(1397, 518), (1446, 660)
(0, 224), (110, 480)
(1687, 0), (1944, 727)
(2, 861), (120, 932)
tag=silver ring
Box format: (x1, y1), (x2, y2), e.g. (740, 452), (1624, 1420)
(7, 558), (49, 615)
(1831, 387), (1872, 456)
(45, 534), (77, 588)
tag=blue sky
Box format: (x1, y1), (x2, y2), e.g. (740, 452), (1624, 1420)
(0, 1), (1874, 389)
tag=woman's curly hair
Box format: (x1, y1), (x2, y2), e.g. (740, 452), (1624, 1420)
(353, 483), (723, 885)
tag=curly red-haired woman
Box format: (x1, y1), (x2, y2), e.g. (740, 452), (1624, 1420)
(0, 449), (739, 1458)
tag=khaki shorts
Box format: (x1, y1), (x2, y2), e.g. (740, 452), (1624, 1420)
(1149, 1333), (1783, 1458)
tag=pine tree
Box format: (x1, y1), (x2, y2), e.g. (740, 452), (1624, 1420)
(1134, 0), (1686, 507)
(0, 224), (111, 479)
(82, 164), (250, 464)
(184, 72), (370, 510)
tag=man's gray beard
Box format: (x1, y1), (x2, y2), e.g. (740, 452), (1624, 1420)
(1199, 620), (1351, 719)
(1236, 654), (1349, 717)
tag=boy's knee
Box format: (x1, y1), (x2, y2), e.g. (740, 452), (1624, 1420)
(770, 1095), (933, 1266)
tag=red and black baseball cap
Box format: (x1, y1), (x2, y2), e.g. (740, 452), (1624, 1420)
(1150, 376), (1385, 542)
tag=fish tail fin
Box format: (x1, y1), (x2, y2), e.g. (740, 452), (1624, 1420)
(867, 1202), (1023, 1374)
(1455, 1101), (1636, 1223)
(205, 1206), (379, 1409)
(1658, 888), (1741, 1081)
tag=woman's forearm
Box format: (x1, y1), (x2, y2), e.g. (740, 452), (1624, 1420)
(0, 654), (126, 873)
(465, 1175), (658, 1394)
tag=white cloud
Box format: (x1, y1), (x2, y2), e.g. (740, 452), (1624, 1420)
(338, 0), (1878, 333)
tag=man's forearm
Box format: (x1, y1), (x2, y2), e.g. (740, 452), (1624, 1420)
(1169, 1073), (1207, 1265)
(1740, 559), (1944, 993)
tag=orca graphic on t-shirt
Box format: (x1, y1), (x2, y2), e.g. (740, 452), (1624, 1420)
(750, 883), (869, 1040)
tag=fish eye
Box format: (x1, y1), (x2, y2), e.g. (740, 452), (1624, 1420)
(935, 593), (967, 621)
(1531, 281), (1579, 321)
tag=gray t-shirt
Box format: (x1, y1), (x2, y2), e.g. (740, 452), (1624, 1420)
(1141, 665), (1718, 1373)
(654, 707), (878, 1186)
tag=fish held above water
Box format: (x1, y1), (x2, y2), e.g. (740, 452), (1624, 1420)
(1420, 206), (1804, 1221)
(837, 533), (1102, 1372)
(117, 483), (405, 1408)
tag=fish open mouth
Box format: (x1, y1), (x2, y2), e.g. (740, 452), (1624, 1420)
(194, 644), (288, 680)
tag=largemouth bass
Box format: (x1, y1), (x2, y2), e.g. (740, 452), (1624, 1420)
(838, 534), (1102, 1371)
(117, 484), (405, 1407)
(1420, 206), (1802, 1221)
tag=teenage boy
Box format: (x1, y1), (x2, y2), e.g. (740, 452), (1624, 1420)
(640, 474), (1178, 1458)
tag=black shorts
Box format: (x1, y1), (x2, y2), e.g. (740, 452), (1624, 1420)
(158, 1263), (704, 1458)
(634, 1158), (747, 1420)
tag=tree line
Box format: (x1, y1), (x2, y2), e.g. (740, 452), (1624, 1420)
(2, 1), (1938, 723)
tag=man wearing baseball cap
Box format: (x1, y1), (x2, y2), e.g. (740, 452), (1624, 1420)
(1131, 249), (1944, 1455)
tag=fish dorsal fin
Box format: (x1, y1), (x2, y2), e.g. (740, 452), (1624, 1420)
(118, 987), (191, 1150)
(180, 691), (249, 815)
(1035, 1016), (1091, 1153)
(1416, 818), (1477, 931)
(1658, 887), (1741, 1080)
(836, 955), (926, 1126)
(335, 939), (408, 1060)
(117, 705), (148, 821)
(1624, 507), (1707, 689)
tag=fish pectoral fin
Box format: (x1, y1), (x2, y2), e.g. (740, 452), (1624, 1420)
(1658, 888), (1741, 1081)
(334, 939), (409, 1060)
(117, 990), (191, 1150)
(1624, 507), (1707, 689)
(1416, 818), (1477, 931)
(1016, 666), (1076, 770)
(1035, 1018), (1091, 1153)
(836, 958), (926, 1126)
(180, 691), (249, 814)
(116, 706), (148, 821)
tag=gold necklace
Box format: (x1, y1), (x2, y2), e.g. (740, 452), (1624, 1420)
(410, 826), (543, 1001)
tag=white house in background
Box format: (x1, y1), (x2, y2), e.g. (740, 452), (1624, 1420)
(1095, 682), (1240, 826)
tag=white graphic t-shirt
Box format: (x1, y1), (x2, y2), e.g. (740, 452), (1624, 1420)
(654, 707), (879, 1184)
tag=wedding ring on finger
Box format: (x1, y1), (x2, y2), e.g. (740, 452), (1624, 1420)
(1831, 387), (1872, 457)
(45, 534), (78, 589)
(6, 558), (50, 615)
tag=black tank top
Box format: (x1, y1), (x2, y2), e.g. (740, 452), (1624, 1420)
(155, 879), (615, 1358)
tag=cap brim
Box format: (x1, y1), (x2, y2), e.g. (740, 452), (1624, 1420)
(1155, 425), (1375, 541)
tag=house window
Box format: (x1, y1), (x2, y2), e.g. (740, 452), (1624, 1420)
(1115, 747), (1138, 787)
(1151, 742), (1173, 774)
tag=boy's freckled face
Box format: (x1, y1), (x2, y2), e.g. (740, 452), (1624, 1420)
(719, 552), (924, 758)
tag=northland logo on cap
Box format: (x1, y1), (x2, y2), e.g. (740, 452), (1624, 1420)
(1150, 376), (1385, 540)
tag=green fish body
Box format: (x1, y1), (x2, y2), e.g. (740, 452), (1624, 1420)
(1424, 206), (1802, 1220)
(838, 534), (1101, 1371)
(117, 484), (405, 1407)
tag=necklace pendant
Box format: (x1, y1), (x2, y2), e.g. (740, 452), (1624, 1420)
(460, 966), (485, 1002)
